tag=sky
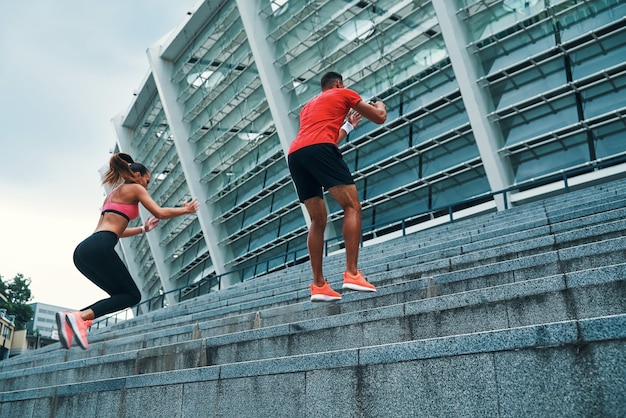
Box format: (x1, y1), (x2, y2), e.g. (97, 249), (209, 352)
(0, 1), (197, 309)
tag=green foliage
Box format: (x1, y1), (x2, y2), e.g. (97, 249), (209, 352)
(0, 273), (34, 330)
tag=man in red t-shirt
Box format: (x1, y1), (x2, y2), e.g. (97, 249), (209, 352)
(288, 71), (387, 302)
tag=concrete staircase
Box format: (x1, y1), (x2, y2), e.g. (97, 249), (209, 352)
(2, 178), (626, 417)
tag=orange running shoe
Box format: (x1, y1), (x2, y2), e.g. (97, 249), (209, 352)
(310, 281), (342, 302)
(342, 271), (376, 292)
(66, 311), (93, 350)
(55, 311), (73, 349)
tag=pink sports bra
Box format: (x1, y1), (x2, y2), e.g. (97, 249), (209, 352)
(101, 188), (139, 221)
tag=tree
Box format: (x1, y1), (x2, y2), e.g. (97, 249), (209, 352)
(0, 273), (34, 330)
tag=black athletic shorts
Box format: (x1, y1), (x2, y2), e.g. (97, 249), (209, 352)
(288, 143), (355, 202)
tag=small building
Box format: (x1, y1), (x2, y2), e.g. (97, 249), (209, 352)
(26, 302), (76, 341)
(0, 294), (16, 360)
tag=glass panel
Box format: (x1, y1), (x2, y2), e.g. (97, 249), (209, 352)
(461, 0), (547, 43)
(272, 184), (298, 211)
(481, 26), (555, 75)
(126, 88), (201, 278)
(278, 209), (307, 238)
(206, 139), (282, 201)
(581, 73), (626, 118)
(502, 95), (579, 146)
(230, 234), (251, 261)
(559, 0), (626, 42)
(222, 212), (245, 241)
(570, 31), (626, 80)
(412, 102), (469, 147)
(430, 169), (489, 209)
(242, 197), (272, 229)
(594, 119), (626, 159)
(365, 158), (420, 201)
(264, 158), (290, 188)
(422, 136), (480, 178)
(510, 135), (588, 182)
(356, 126), (411, 170)
(402, 66), (458, 116)
(249, 218), (280, 251)
(490, 58), (566, 110)
(235, 176), (263, 206)
(370, 189), (430, 228)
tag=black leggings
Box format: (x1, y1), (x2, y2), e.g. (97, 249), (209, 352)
(73, 231), (141, 319)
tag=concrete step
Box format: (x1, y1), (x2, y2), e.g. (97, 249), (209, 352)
(161, 207), (626, 318)
(4, 204), (624, 372)
(3, 262), (624, 392)
(0, 212), (624, 376)
(110, 236), (626, 357)
(2, 314), (624, 417)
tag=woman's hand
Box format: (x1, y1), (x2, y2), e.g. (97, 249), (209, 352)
(143, 216), (160, 233)
(183, 198), (200, 214)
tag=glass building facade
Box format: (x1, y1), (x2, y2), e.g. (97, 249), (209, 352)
(110, 0), (626, 313)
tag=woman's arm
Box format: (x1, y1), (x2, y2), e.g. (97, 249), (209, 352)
(120, 216), (160, 238)
(134, 186), (200, 220)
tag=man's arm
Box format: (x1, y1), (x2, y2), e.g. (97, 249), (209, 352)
(354, 100), (387, 124)
(336, 111), (362, 145)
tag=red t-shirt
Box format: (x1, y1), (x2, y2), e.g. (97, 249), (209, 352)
(288, 88), (363, 154)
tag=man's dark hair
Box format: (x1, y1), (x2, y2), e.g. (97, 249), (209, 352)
(320, 71), (343, 89)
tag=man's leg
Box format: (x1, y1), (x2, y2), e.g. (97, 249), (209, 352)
(303, 196), (328, 287)
(328, 184), (361, 275)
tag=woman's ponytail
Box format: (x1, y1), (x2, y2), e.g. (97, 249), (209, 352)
(102, 153), (146, 186)
(117, 153), (134, 164)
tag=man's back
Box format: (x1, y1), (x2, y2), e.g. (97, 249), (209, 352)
(289, 88), (362, 154)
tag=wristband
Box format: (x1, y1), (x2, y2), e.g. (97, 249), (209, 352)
(341, 121), (354, 134)
(141, 225), (146, 234)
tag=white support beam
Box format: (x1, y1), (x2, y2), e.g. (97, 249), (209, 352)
(146, 43), (233, 286)
(432, 0), (514, 210)
(236, 0), (336, 237)
(110, 114), (174, 311)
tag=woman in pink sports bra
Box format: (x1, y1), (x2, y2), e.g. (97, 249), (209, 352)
(55, 152), (200, 350)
